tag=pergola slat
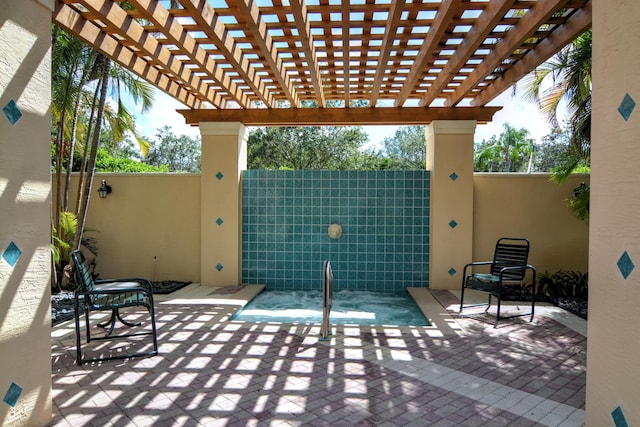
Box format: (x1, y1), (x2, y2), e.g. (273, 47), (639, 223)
(418, 0), (516, 108)
(471, 0), (592, 106)
(54, 2), (203, 109)
(51, 0), (592, 123)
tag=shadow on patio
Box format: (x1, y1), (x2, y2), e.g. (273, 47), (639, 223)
(51, 285), (586, 426)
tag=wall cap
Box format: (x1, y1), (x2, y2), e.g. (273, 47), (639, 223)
(199, 122), (245, 136)
(426, 120), (477, 138)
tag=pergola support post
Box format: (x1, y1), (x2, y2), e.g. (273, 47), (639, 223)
(426, 120), (476, 290)
(199, 122), (247, 286)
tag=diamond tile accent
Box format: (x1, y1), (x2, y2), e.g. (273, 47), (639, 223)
(449, 220), (458, 229)
(617, 251), (634, 280)
(216, 217), (224, 226)
(3, 382), (22, 408)
(2, 100), (22, 125)
(449, 172), (458, 181)
(448, 268), (456, 276)
(618, 93), (636, 122)
(216, 172), (224, 180)
(216, 263), (224, 271)
(2, 242), (22, 267)
(612, 406), (629, 427)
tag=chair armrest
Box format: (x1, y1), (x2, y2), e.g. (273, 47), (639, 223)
(462, 261), (493, 276)
(497, 265), (537, 283)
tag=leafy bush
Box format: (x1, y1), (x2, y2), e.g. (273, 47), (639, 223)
(537, 269), (588, 299)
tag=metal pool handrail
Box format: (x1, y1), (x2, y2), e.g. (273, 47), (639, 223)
(320, 260), (333, 340)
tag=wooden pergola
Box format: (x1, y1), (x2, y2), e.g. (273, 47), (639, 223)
(53, 0), (591, 125)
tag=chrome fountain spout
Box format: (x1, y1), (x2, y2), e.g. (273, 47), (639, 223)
(320, 260), (333, 341)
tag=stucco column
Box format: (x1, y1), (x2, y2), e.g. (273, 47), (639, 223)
(426, 120), (476, 290)
(587, 1), (640, 425)
(199, 122), (247, 286)
(0, 0), (53, 425)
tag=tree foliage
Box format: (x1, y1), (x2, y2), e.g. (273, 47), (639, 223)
(247, 126), (368, 170)
(145, 126), (201, 172)
(51, 27), (155, 289)
(474, 123), (534, 172)
(380, 126), (426, 169)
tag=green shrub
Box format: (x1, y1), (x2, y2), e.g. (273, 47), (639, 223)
(536, 269), (588, 299)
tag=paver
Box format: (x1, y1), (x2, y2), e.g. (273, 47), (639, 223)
(51, 289), (586, 426)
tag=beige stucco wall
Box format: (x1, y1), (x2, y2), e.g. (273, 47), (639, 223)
(427, 121), (476, 290)
(473, 174), (589, 275)
(73, 172), (589, 290)
(67, 174), (201, 282)
(199, 122), (247, 286)
(0, 1), (53, 425)
(587, 1), (640, 425)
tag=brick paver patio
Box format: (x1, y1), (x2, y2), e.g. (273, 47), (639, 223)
(50, 285), (586, 426)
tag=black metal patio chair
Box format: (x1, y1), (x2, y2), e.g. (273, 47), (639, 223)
(459, 237), (536, 327)
(71, 250), (158, 365)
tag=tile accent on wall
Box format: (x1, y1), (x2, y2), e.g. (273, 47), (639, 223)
(2, 99), (22, 125)
(618, 93), (636, 122)
(216, 217), (224, 226)
(242, 170), (430, 293)
(611, 406), (629, 427)
(448, 268), (457, 276)
(449, 220), (458, 229)
(216, 263), (224, 272)
(449, 172), (458, 181)
(617, 251), (634, 280)
(2, 242), (22, 267)
(216, 172), (224, 180)
(3, 382), (22, 408)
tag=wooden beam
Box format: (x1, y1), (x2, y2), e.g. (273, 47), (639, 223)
(418, 0), (516, 107)
(74, 0), (224, 108)
(370, 0), (405, 107)
(446, 0), (572, 106)
(178, 0), (272, 107)
(53, 3), (203, 109)
(126, 0), (248, 108)
(177, 106), (502, 126)
(290, 0), (326, 107)
(233, 0), (300, 107)
(341, 0), (350, 106)
(471, 1), (591, 106)
(394, 0), (462, 107)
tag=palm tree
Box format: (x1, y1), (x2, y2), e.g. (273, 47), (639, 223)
(51, 28), (155, 288)
(475, 123), (534, 172)
(524, 29), (591, 219)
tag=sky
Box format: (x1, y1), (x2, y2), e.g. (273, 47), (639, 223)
(135, 86), (555, 149)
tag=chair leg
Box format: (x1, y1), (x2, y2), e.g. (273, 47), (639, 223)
(85, 307), (92, 343)
(116, 309), (142, 328)
(149, 298), (158, 354)
(74, 294), (83, 365)
(494, 291), (502, 328)
(459, 285), (466, 312)
(530, 288), (535, 322)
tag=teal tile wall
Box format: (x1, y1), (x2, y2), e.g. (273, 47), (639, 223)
(242, 170), (430, 293)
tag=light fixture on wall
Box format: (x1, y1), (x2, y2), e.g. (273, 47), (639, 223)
(97, 180), (112, 198)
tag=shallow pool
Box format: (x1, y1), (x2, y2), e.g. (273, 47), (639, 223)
(232, 289), (429, 326)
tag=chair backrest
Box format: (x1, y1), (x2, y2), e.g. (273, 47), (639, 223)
(490, 238), (530, 280)
(71, 250), (96, 293)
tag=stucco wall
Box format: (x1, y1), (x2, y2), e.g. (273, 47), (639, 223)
(73, 173), (589, 289)
(473, 174), (590, 275)
(66, 174), (201, 282)
(587, 1), (640, 425)
(0, 1), (53, 425)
